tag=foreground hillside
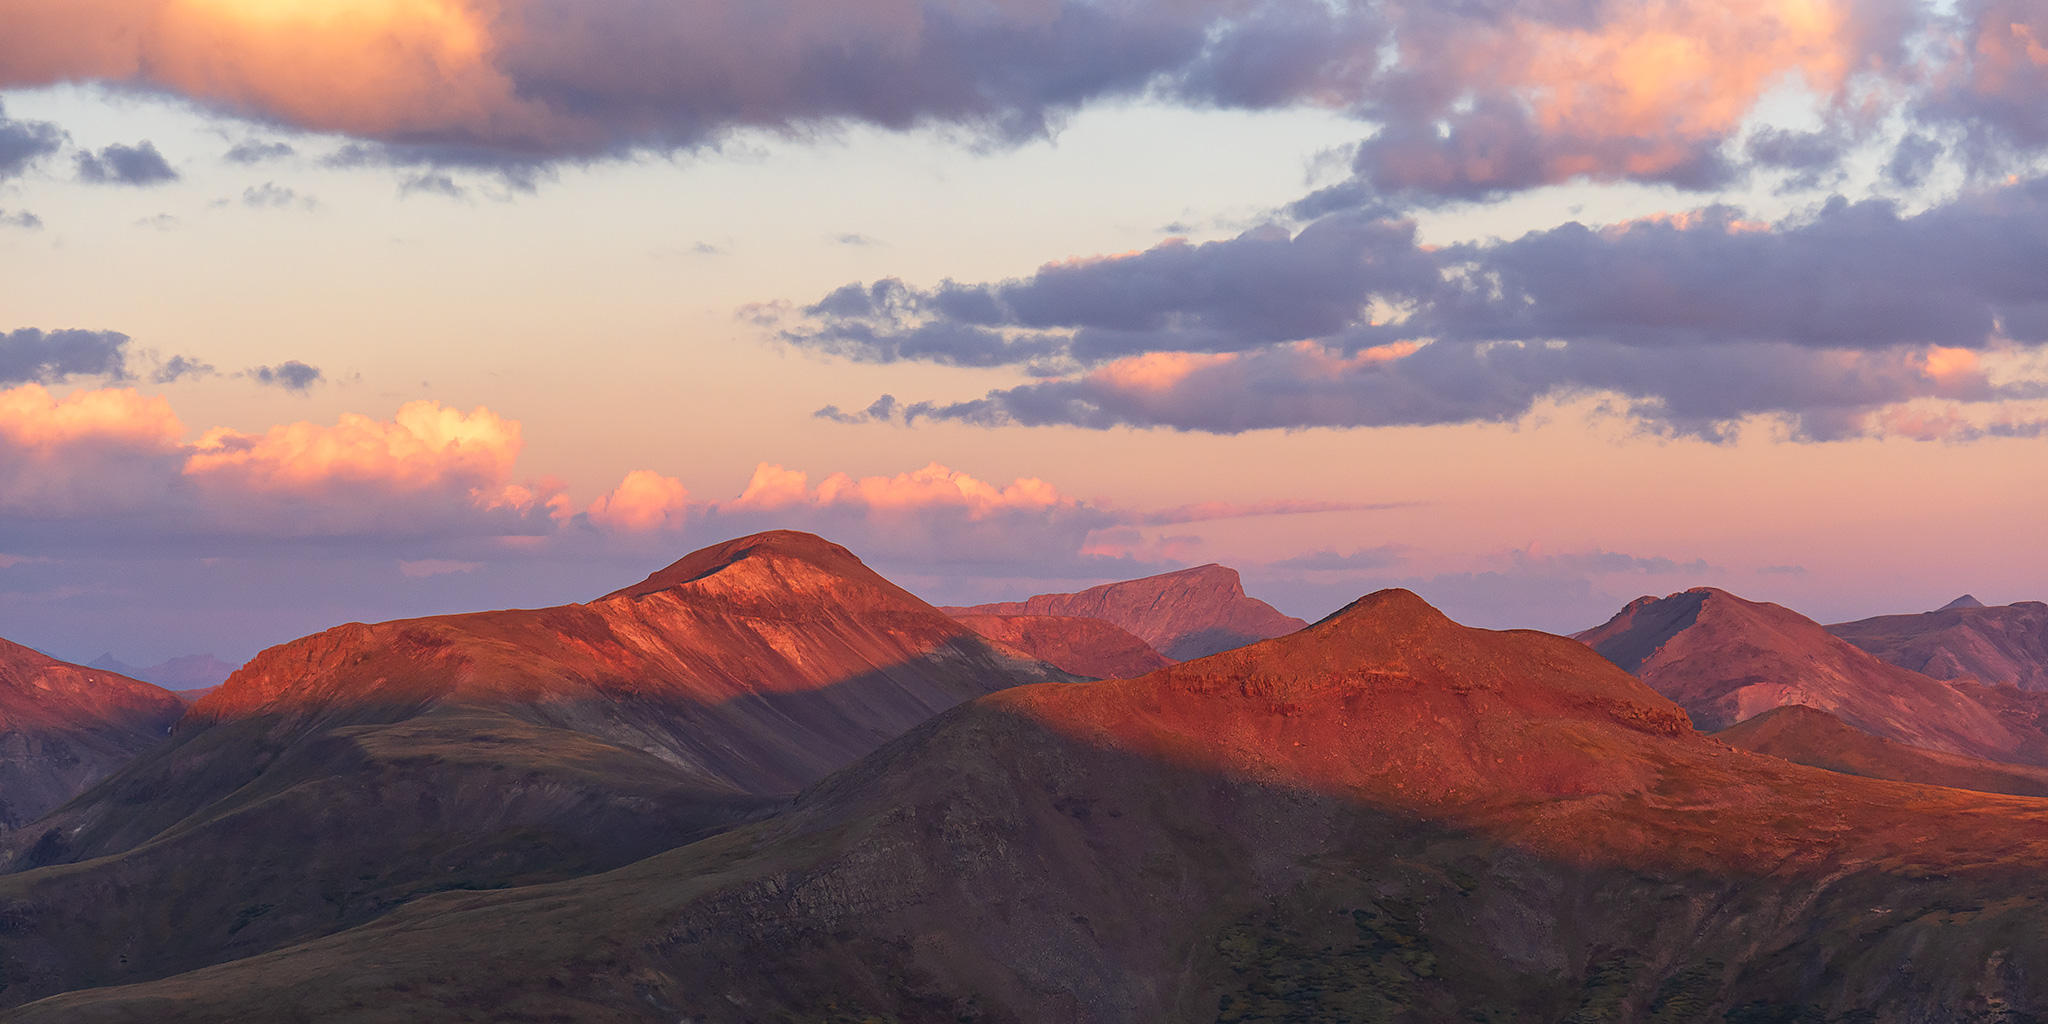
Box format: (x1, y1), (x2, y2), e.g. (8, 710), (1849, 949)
(1830, 599), (2048, 691)
(946, 563), (1304, 660)
(18, 590), (2048, 1023)
(0, 640), (183, 831)
(0, 531), (1073, 1006)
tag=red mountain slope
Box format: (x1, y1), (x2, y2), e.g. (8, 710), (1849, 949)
(26, 589), (2048, 1023)
(0, 639), (183, 830)
(950, 614), (1174, 679)
(1578, 587), (2048, 763)
(189, 529), (1074, 794)
(1716, 704), (2048, 797)
(944, 563), (1303, 660)
(1829, 600), (2048, 691)
(0, 530), (1074, 1007)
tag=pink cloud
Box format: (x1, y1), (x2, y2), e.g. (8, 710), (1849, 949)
(586, 469), (691, 532)
(184, 399), (521, 495)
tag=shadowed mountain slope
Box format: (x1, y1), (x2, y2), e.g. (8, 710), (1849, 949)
(950, 614), (1175, 679)
(0, 640), (184, 831)
(944, 563), (1304, 660)
(0, 530), (1074, 1007)
(1578, 587), (2048, 763)
(1829, 600), (2048, 691)
(1716, 704), (2048, 797)
(20, 590), (2048, 1023)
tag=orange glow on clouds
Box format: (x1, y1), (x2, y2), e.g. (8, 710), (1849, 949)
(733, 461), (1067, 516)
(185, 400), (522, 493)
(0, 0), (522, 143)
(586, 469), (691, 531)
(0, 384), (183, 450)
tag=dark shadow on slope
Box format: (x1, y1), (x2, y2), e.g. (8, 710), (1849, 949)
(15, 655), (2048, 1023)
(0, 635), (1071, 1008)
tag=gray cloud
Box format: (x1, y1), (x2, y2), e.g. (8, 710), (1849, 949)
(0, 329), (131, 384)
(75, 141), (179, 186)
(151, 355), (216, 383)
(0, 102), (65, 180)
(246, 360), (324, 392)
(0, 209), (39, 230)
(241, 182), (311, 208)
(224, 140), (296, 164)
(785, 175), (2048, 440)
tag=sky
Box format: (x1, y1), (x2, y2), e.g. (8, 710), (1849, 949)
(2, 0), (2046, 667)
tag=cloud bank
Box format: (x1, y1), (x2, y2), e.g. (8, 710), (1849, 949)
(786, 175), (2048, 440)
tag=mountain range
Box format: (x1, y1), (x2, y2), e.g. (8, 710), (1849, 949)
(13, 587), (2048, 1022)
(5, 537), (2048, 1020)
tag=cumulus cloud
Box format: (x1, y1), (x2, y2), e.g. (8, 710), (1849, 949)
(0, 385), (553, 542)
(75, 141), (179, 185)
(785, 175), (2048, 440)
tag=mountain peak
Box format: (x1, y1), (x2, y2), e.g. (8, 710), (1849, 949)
(1938, 594), (1987, 611)
(604, 530), (871, 600)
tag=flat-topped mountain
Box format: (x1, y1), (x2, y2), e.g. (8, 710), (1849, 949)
(23, 589), (2048, 1023)
(0, 530), (1074, 1007)
(0, 639), (184, 831)
(944, 563), (1304, 660)
(1829, 599), (2048, 691)
(1578, 587), (2048, 763)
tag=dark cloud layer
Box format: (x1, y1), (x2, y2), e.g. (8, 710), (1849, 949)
(6, 0), (2040, 196)
(75, 141), (179, 186)
(789, 175), (2048, 439)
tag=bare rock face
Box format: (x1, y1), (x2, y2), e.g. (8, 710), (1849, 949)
(945, 563), (1304, 660)
(28, 589), (2048, 1024)
(0, 639), (183, 831)
(950, 614), (1175, 679)
(0, 530), (1076, 1008)
(1716, 704), (2048, 797)
(1829, 600), (2048, 691)
(1578, 587), (2048, 764)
